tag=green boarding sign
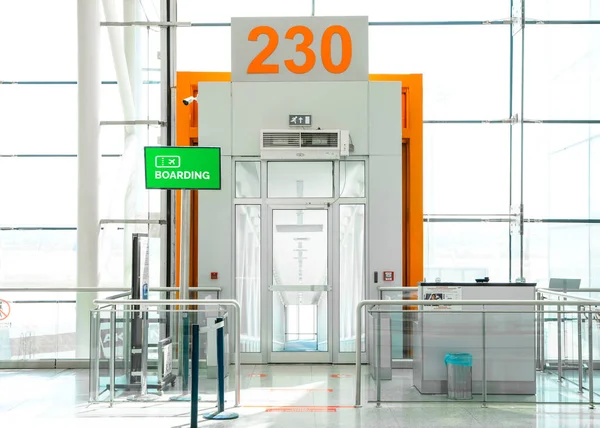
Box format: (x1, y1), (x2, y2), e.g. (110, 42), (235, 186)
(144, 146), (221, 190)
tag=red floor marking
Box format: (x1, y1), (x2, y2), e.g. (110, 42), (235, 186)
(266, 407), (336, 413)
(330, 374), (352, 378)
(248, 373), (268, 377)
(244, 405), (354, 411)
(267, 388), (333, 392)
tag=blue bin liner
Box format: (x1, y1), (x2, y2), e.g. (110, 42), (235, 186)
(444, 353), (472, 367)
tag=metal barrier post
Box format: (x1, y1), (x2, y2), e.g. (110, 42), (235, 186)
(375, 312), (381, 407)
(355, 302), (363, 407)
(109, 307), (116, 406)
(540, 296), (545, 372)
(182, 314), (190, 391)
(536, 292), (542, 370)
(203, 317), (239, 420)
(190, 324), (199, 428)
(482, 305), (487, 407)
(577, 305), (584, 393)
(557, 299), (563, 382)
(89, 311), (100, 402)
(588, 305), (595, 409)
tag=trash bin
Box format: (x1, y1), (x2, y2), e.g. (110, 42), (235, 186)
(444, 353), (472, 400)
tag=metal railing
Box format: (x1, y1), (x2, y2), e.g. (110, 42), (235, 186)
(0, 286), (221, 365)
(536, 288), (600, 387)
(92, 298), (241, 407)
(355, 298), (600, 408)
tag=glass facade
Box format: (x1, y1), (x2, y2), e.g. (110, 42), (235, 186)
(1, 1), (600, 361)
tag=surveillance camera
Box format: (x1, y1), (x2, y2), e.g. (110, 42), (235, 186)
(182, 96), (196, 106)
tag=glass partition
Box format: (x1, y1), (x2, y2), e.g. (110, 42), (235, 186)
(235, 205), (261, 352)
(268, 162), (334, 198)
(366, 302), (598, 406)
(339, 205), (365, 352)
(89, 306), (235, 404)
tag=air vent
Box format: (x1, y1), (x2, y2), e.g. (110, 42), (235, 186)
(300, 132), (338, 148)
(260, 129), (350, 160)
(262, 131), (301, 148)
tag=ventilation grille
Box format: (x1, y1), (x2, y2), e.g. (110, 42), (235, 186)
(262, 131), (339, 148)
(300, 132), (338, 148)
(262, 132), (301, 148)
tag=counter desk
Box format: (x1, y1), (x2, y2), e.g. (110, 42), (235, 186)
(412, 282), (537, 395)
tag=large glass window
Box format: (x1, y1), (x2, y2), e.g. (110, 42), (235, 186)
(424, 124), (510, 215)
(370, 26), (509, 120)
(424, 222), (510, 282)
(316, 0), (507, 21)
(525, 25), (600, 120)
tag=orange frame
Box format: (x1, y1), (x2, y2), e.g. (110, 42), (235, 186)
(175, 72), (423, 292)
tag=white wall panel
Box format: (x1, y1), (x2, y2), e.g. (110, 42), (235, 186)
(231, 81), (369, 156)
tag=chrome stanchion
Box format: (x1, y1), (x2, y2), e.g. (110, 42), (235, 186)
(128, 285), (158, 402)
(376, 312), (382, 408)
(109, 307), (116, 407)
(536, 293), (543, 370)
(557, 300), (563, 382)
(190, 324), (200, 428)
(203, 317), (239, 420)
(588, 306), (595, 409)
(578, 305), (584, 394)
(482, 305), (487, 408)
(541, 297), (546, 372)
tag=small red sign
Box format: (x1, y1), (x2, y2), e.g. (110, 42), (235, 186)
(383, 271), (394, 281)
(0, 299), (11, 321)
(331, 374), (352, 378)
(248, 373), (267, 378)
(210, 272), (218, 280)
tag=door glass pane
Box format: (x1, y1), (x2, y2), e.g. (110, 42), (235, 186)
(339, 205), (365, 352)
(268, 162), (333, 198)
(272, 209), (328, 352)
(235, 205), (261, 352)
(235, 162), (260, 198)
(340, 161), (366, 198)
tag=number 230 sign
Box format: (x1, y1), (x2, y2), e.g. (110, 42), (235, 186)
(231, 16), (368, 82)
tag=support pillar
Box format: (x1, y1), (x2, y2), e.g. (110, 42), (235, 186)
(76, 0), (101, 358)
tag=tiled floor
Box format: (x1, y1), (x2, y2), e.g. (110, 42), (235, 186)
(1, 365), (598, 427)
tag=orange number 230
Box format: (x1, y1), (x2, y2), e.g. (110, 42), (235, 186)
(247, 25), (352, 75)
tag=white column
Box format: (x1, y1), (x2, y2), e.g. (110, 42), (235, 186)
(76, 0), (101, 358)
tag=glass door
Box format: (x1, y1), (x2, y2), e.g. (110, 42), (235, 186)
(268, 206), (332, 363)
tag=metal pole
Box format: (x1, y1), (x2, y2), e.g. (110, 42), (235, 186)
(90, 311), (99, 402)
(235, 303), (241, 407)
(355, 302), (363, 407)
(535, 292), (543, 370)
(182, 315), (189, 391)
(482, 305), (487, 407)
(578, 305), (583, 393)
(216, 317), (226, 413)
(76, 0), (100, 359)
(179, 189), (191, 387)
(140, 308), (148, 396)
(203, 318), (239, 420)
(375, 313), (381, 407)
(190, 324), (199, 428)
(588, 306), (595, 409)
(557, 299), (563, 382)
(109, 307), (116, 406)
(541, 296), (546, 372)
